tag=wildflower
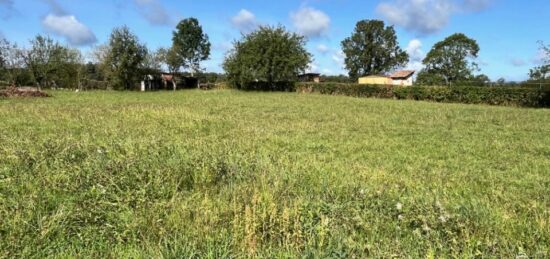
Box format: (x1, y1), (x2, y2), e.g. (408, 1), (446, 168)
(396, 202), (403, 211)
(439, 215), (448, 223)
(422, 225), (431, 232)
(398, 215), (404, 221)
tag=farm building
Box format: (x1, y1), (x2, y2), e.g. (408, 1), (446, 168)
(141, 73), (198, 91)
(358, 75), (392, 85)
(358, 70), (415, 86)
(389, 70), (415, 86)
(298, 73), (321, 83)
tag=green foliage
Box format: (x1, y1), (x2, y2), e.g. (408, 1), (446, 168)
(157, 47), (181, 74)
(21, 35), (82, 89)
(106, 26), (148, 90)
(1, 91), (549, 257)
(529, 42), (549, 81)
(419, 33), (480, 85)
(341, 20), (408, 79)
(297, 83), (550, 107)
(320, 74), (354, 83)
(223, 25), (312, 90)
(172, 18), (211, 75)
(0, 38), (24, 86)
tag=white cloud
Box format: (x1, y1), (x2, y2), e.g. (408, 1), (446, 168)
(377, 0), (492, 35)
(405, 39), (425, 72)
(511, 58), (526, 67)
(290, 7), (330, 38)
(133, 0), (172, 26)
(322, 68), (332, 74)
(406, 39), (424, 62)
(307, 62), (319, 73)
(231, 9), (258, 33)
(332, 50), (345, 68)
(316, 44), (330, 54)
(42, 14), (97, 46)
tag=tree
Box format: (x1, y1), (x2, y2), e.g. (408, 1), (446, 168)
(529, 41), (549, 81)
(21, 35), (81, 90)
(157, 47), (180, 75)
(0, 38), (25, 87)
(156, 47), (180, 90)
(106, 26), (147, 90)
(223, 25), (312, 90)
(172, 18), (211, 76)
(341, 20), (408, 79)
(420, 33), (480, 86)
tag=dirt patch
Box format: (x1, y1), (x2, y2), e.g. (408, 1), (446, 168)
(0, 87), (51, 98)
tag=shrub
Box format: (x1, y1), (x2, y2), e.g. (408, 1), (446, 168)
(241, 81), (296, 92)
(297, 83), (550, 107)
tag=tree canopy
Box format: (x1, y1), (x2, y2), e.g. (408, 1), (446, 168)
(529, 41), (549, 81)
(223, 25), (312, 90)
(106, 26), (147, 90)
(418, 33), (480, 85)
(172, 18), (211, 76)
(341, 20), (408, 79)
(21, 35), (82, 90)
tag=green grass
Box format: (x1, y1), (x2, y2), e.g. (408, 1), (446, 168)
(1, 90), (549, 258)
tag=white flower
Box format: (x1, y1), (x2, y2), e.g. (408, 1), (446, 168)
(396, 202), (403, 211)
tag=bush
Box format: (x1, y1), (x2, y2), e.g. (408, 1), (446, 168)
(297, 83), (550, 107)
(240, 81), (296, 91)
(81, 80), (111, 90)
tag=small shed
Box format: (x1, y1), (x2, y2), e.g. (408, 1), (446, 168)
(389, 70), (415, 86)
(298, 73), (321, 83)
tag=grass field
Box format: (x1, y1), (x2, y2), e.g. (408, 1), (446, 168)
(1, 90), (549, 257)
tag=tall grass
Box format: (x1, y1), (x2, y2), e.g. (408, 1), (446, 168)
(0, 90), (549, 257)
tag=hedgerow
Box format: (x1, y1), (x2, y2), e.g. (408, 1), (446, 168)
(297, 83), (550, 107)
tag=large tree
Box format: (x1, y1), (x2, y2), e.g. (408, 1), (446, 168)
(341, 20), (408, 79)
(172, 18), (211, 76)
(529, 41), (549, 81)
(223, 25), (312, 90)
(0, 38), (24, 87)
(21, 35), (81, 90)
(106, 26), (147, 90)
(419, 33), (480, 86)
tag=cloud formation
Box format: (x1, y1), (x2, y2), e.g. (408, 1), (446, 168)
(290, 7), (330, 38)
(133, 0), (172, 26)
(316, 44), (330, 54)
(377, 0), (493, 35)
(40, 0), (97, 46)
(331, 50), (345, 69)
(42, 14), (97, 45)
(231, 9), (258, 33)
(405, 39), (425, 71)
(510, 58), (526, 67)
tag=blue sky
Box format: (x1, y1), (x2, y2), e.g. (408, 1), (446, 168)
(0, 0), (548, 81)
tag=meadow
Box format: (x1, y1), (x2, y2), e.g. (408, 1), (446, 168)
(1, 90), (549, 257)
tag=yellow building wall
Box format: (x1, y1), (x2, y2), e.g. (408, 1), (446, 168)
(358, 76), (391, 85)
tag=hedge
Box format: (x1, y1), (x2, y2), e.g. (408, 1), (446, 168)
(297, 83), (550, 108)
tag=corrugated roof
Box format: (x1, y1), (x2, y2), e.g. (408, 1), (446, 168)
(390, 70), (415, 79)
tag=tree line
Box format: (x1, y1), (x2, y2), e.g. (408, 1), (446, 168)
(1, 18), (548, 90)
